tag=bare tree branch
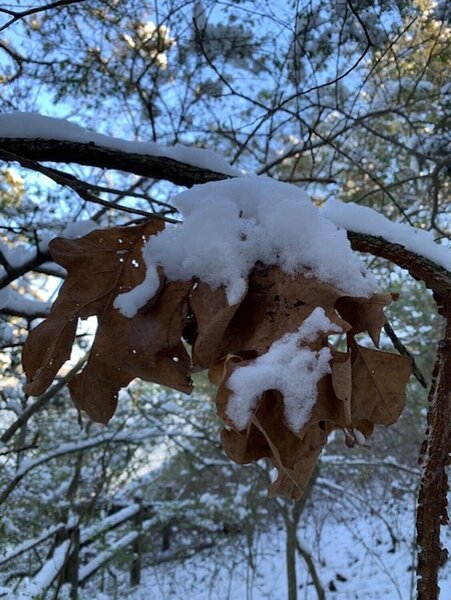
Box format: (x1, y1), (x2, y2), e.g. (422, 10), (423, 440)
(0, 427), (161, 505)
(0, 148), (179, 223)
(0, 304), (50, 319)
(0, 249), (51, 290)
(0, 0), (88, 34)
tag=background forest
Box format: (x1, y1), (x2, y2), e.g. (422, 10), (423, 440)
(0, 0), (450, 598)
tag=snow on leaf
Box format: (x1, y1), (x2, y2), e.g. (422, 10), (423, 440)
(136, 177), (379, 309)
(224, 307), (341, 432)
(211, 301), (410, 498)
(213, 264), (350, 358)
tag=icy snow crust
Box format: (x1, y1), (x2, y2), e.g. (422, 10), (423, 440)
(227, 308), (341, 431)
(0, 112), (240, 177)
(115, 177), (378, 316)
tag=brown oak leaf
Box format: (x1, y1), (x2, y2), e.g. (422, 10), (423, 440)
(217, 263), (349, 357)
(331, 350), (353, 425)
(221, 391), (327, 500)
(69, 279), (193, 423)
(189, 283), (243, 369)
(351, 344), (411, 427)
(335, 293), (396, 347)
(21, 219), (413, 499)
(23, 221), (194, 423)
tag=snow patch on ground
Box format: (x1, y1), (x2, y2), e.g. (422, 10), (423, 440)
(77, 501), (451, 600)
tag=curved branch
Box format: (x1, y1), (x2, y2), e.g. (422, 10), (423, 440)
(348, 232), (451, 303)
(0, 428), (160, 505)
(347, 230), (450, 600)
(0, 149), (177, 223)
(0, 250), (51, 290)
(416, 306), (450, 600)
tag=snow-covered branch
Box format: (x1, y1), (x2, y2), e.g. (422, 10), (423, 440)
(19, 540), (71, 597)
(80, 503), (141, 545)
(323, 199), (451, 274)
(0, 287), (50, 318)
(348, 232), (451, 301)
(79, 516), (158, 583)
(321, 455), (421, 476)
(0, 113), (239, 187)
(1, 356), (88, 445)
(0, 523), (66, 567)
(0, 427), (160, 505)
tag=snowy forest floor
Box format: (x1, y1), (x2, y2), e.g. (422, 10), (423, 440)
(78, 500), (451, 600)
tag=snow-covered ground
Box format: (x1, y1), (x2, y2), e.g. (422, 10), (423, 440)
(79, 503), (450, 600)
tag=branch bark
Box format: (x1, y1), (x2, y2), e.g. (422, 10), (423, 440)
(296, 539), (325, 600)
(348, 232), (451, 300)
(0, 249), (51, 290)
(0, 139), (231, 187)
(416, 302), (450, 600)
(0, 0), (87, 33)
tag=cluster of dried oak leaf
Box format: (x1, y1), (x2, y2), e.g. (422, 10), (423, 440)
(22, 221), (412, 499)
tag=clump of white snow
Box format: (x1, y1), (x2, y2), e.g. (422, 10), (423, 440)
(322, 198), (451, 271)
(226, 307), (341, 432)
(114, 265), (160, 318)
(115, 177), (378, 316)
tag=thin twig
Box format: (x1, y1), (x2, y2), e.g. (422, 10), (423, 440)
(0, 0), (87, 33)
(0, 148), (179, 223)
(384, 321), (428, 388)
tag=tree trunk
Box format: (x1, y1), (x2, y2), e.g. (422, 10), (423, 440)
(416, 301), (450, 600)
(296, 539), (325, 600)
(66, 527), (80, 600)
(282, 479), (313, 600)
(130, 500), (143, 587)
(286, 517), (298, 600)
